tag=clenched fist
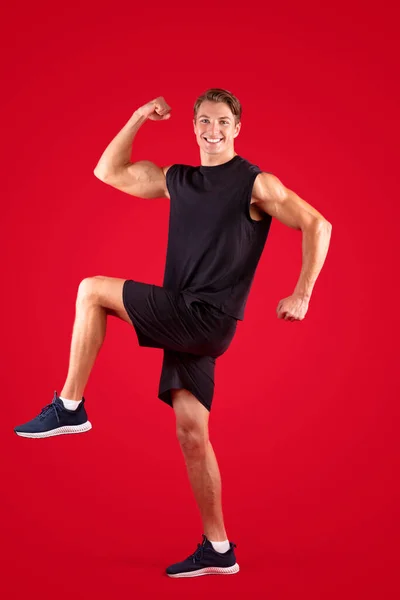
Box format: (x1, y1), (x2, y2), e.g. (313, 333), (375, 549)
(276, 294), (309, 321)
(136, 97), (172, 121)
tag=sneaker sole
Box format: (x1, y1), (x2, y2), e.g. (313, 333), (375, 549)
(15, 421), (92, 438)
(167, 563), (240, 578)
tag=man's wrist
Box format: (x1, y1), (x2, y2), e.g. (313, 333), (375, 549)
(132, 109), (148, 123)
(292, 290), (311, 301)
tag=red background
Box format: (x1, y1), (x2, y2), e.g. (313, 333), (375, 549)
(1, 1), (399, 598)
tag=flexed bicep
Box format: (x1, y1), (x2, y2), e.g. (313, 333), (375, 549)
(96, 160), (172, 200)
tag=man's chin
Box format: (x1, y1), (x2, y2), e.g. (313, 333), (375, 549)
(203, 145), (224, 154)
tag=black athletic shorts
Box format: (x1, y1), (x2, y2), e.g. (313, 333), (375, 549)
(122, 280), (238, 411)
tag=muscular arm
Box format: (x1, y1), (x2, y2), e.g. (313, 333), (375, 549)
(252, 172), (332, 316)
(93, 100), (171, 199)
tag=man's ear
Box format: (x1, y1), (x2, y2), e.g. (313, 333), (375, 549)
(233, 122), (241, 138)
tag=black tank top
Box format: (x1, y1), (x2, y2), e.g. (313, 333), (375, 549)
(163, 154), (272, 320)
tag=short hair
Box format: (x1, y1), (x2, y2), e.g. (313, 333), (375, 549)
(193, 88), (242, 124)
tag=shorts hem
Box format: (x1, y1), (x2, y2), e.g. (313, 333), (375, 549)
(158, 386), (211, 412)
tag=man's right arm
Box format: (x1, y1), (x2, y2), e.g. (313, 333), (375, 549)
(93, 97), (172, 199)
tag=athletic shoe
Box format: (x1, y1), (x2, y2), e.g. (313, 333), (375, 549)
(166, 534), (239, 578)
(14, 391), (92, 438)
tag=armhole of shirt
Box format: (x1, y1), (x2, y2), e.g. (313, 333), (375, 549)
(245, 167), (265, 225)
(166, 164), (178, 198)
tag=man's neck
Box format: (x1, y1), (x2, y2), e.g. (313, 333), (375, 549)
(199, 150), (237, 167)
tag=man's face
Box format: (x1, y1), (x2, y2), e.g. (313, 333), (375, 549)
(193, 100), (241, 155)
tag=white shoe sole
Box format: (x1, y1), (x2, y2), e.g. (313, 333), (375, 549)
(167, 562), (240, 578)
(15, 421), (92, 438)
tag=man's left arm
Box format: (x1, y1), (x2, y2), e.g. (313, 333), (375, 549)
(252, 172), (332, 321)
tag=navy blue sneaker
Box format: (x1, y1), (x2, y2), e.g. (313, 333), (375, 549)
(166, 534), (239, 578)
(14, 391), (92, 438)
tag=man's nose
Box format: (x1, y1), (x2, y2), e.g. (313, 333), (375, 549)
(210, 122), (221, 135)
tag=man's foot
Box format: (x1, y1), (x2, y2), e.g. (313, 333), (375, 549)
(166, 534), (239, 578)
(14, 392), (92, 438)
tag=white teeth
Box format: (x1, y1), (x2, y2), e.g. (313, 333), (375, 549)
(205, 138), (222, 143)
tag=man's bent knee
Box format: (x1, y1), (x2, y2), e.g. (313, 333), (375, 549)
(77, 276), (111, 304)
(75, 276), (131, 324)
(77, 277), (99, 304)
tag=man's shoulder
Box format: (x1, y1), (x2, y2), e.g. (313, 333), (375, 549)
(237, 155), (262, 171)
(164, 163), (193, 175)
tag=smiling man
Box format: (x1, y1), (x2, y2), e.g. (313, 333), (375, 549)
(14, 88), (332, 578)
(195, 102), (238, 154)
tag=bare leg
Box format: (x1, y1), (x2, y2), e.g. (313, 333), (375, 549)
(172, 388), (228, 541)
(60, 276), (131, 400)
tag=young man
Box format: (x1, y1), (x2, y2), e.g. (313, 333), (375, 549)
(14, 89), (332, 577)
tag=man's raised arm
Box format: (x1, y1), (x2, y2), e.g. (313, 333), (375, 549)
(93, 97), (172, 199)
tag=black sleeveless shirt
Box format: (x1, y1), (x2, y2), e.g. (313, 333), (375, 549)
(163, 154), (272, 320)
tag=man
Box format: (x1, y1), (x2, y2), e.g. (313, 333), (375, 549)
(14, 89), (332, 577)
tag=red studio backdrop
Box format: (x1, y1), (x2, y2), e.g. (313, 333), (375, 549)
(1, 1), (399, 599)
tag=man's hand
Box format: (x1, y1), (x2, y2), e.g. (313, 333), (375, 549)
(276, 294), (309, 321)
(136, 97), (172, 121)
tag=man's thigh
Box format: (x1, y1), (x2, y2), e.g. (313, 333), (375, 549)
(172, 388), (210, 431)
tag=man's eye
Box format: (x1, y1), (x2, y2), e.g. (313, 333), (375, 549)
(200, 119), (228, 124)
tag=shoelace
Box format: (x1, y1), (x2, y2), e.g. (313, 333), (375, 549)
(190, 543), (205, 564)
(39, 400), (61, 424)
(188, 537), (236, 563)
